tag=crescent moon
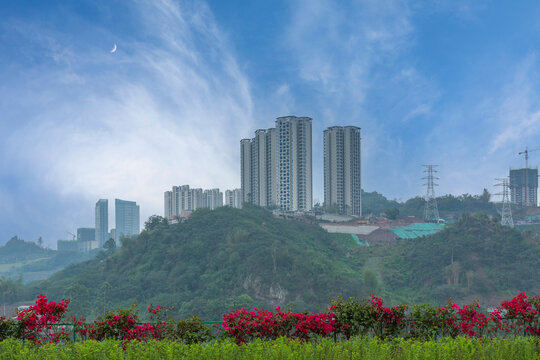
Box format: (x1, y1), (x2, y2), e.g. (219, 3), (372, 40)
(110, 44), (117, 53)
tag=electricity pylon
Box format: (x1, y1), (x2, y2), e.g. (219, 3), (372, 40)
(423, 165), (440, 222)
(495, 178), (514, 228)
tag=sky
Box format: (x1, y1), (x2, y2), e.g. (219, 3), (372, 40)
(2, 0), (540, 247)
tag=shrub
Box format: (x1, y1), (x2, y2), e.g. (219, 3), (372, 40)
(175, 315), (213, 344)
(15, 294), (70, 344)
(221, 307), (337, 344)
(330, 295), (407, 339)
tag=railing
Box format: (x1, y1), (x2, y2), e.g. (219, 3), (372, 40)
(13, 318), (533, 343)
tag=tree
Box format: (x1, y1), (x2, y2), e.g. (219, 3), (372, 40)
(481, 188), (491, 202)
(363, 270), (379, 294)
(144, 215), (168, 231)
(103, 238), (116, 250)
(385, 207), (400, 220)
(37, 236), (43, 248)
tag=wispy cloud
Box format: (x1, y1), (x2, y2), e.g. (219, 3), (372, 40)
(489, 54), (540, 153)
(286, 0), (413, 100)
(0, 0), (253, 243)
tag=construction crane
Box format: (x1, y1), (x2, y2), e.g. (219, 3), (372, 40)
(67, 231), (76, 241)
(518, 146), (540, 206)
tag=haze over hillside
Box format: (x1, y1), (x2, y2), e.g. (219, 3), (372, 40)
(7, 206), (536, 320)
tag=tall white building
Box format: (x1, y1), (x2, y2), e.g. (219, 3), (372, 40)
(324, 126), (362, 216)
(225, 189), (242, 208)
(241, 116), (312, 212)
(115, 199), (140, 243)
(95, 199), (108, 247)
(204, 188), (223, 210)
(164, 191), (173, 218)
(240, 139), (252, 204)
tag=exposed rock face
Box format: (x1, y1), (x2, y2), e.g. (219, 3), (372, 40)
(269, 284), (288, 303)
(242, 275), (289, 305)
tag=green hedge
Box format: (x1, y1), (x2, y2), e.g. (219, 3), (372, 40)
(0, 337), (538, 360)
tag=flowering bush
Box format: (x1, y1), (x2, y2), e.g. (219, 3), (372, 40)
(450, 301), (489, 337)
(75, 304), (169, 342)
(221, 307), (337, 344)
(487, 292), (540, 336)
(0, 292), (537, 346)
(16, 294), (70, 344)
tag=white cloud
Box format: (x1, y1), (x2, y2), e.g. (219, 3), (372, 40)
(2, 0), (254, 230)
(489, 54), (540, 153)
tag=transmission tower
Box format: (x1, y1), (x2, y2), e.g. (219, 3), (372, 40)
(423, 165), (440, 222)
(495, 178), (514, 228)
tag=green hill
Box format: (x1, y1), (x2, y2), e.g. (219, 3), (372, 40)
(0, 236), (52, 263)
(32, 206), (364, 319)
(0, 236), (98, 284)
(367, 213), (540, 306)
(20, 207), (540, 320)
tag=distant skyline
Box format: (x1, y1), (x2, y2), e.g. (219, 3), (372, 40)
(2, 1), (540, 246)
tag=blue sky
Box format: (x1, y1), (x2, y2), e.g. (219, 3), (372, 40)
(2, 0), (540, 247)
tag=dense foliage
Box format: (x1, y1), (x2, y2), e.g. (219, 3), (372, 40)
(5, 207), (534, 320)
(0, 237), (52, 263)
(30, 206), (364, 320)
(362, 189), (496, 217)
(366, 213), (540, 305)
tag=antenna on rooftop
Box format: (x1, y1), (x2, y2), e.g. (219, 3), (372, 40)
(422, 165), (440, 222)
(495, 177), (514, 228)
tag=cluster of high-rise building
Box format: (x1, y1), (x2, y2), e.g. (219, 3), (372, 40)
(161, 115), (362, 219)
(164, 185), (226, 219)
(241, 116), (362, 215)
(241, 116), (313, 212)
(58, 198), (140, 252)
(163, 186), (242, 220)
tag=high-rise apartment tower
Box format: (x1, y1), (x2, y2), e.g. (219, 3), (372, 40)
(95, 199), (109, 247)
(115, 199), (140, 243)
(225, 189), (242, 208)
(241, 116), (312, 212)
(323, 126), (362, 216)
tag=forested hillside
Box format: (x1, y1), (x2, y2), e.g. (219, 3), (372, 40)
(0, 236), (52, 263)
(361, 189), (497, 217)
(30, 206), (365, 320)
(0, 236), (97, 283)
(367, 213), (540, 305)
(15, 207), (539, 321)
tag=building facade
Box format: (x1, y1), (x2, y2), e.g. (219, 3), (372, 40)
(204, 188), (223, 210)
(510, 168), (538, 206)
(164, 191), (173, 218)
(241, 116), (312, 212)
(115, 199), (140, 243)
(77, 227), (98, 252)
(225, 189), (242, 208)
(95, 199), (108, 247)
(164, 185), (224, 216)
(324, 126), (362, 216)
